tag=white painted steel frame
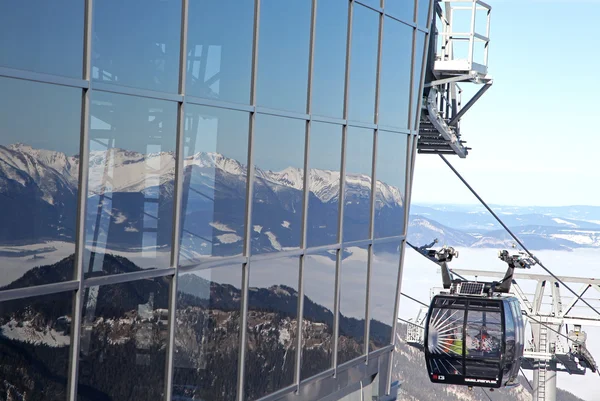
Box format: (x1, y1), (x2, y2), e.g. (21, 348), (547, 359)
(0, 0), (433, 399)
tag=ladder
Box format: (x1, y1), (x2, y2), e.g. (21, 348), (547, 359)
(537, 326), (548, 401)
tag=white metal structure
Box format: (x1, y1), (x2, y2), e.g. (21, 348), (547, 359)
(418, 0), (493, 158)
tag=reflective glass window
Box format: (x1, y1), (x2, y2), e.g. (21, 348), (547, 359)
(307, 122), (342, 248)
(343, 128), (373, 242)
(379, 19), (413, 129)
(85, 92), (177, 277)
(173, 265), (242, 401)
(504, 307), (516, 361)
(180, 106), (249, 264)
(385, 0), (415, 23)
(251, 115), (305, 254)
(348, 4), (379, 123)
(338, 246), (368, 364)
(246, 257), (299, 400)
(311, 0), (348, 119)
(0, 292), (72, 401)
(0, 77), (81, 289)
(369, 242), (401, 350)
(0, 2), (84, 78)
(187, 0), (254, 104)
(374, 131), (408, 238)
(92, 0), (182, 93)
(418, 0), (432, 28)
(465, 311), (502, 358)
(427, 308), (465, 356)
(412, 31), (426, 129)
(301, 251), (337, 379)
(256, 0), (311, 113)
(78, 277), (170, 400)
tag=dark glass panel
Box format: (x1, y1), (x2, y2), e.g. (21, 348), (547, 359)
(348, 4), (379, 123)
(180, 106), (249, 264)
(251, 114), (305, 254)
(77, 277), (170, 401)
(0, 2), (84, 78)
(85, 92), (177, 277)
(343, 127), (373, 242)
(0, 292), (72, 401)
(173, 265), (242, 401)
(0, 77), (81, 289)
(465, 311), (502, 358)
(312, 0), (348, 118)
(418, 0), (432, 28)
(338, 246), (368, 364)
(369, 242), (401, 350)
(301, 251), (337, 379)
(187, 0), (254, 104)
(385, 0), (415, 23)
(306, 122), (342, 248)
(256, 0), (311, 113)
(374, 131), (408, 238)
(427, 308), (465, 356)
(379, 18), (413, 129)
(245, 257), (299, 400)
(92, 0), (182, 93)
(412, 31), (426, 129)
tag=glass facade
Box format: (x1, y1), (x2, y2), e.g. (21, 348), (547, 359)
(0, 0), (431, 400)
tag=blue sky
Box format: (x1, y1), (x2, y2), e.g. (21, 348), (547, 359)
(412, 0), (600, 207)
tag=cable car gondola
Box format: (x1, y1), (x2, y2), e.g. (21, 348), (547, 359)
(420, 245), (531, 389)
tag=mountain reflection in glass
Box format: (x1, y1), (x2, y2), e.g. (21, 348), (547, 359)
(301, 251), (337, 380)
(92, 0), (182, 93)
(78, 277), (170, 401)
(0, 292), (72, 401)
(180, 106), (249, 264)
(85, 92), (177, 277)
(0, 77), (81, 289)
(306, 122), (342, 248)
(173, 265), (242, 401)
(338, 246), (368, 365)
(245, 257), (299, 400)
(374, 131), (408, 238)
(343, 128), (373, 243)
(369, 242), (401, 350)
(251, 114), (305, 254)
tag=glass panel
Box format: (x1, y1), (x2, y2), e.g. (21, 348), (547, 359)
(85, 92), (177, 278)
(379, 18), (413, 129)
(251, 114), (305, 254)
(504, 306), (516, 362)
(343, 127), (373, 242)
(256, 0), (311, 113)
(348, 4), (379, 123)
(465, 311), (502, 358)
(186, 0), (254, 104)
(369, 242), (401, 350)
(412, 31), (426, 129)
(92, 0), (182, 93)
(374, 131), (408, 238)
(338, 245), (368, 364)
(173, 265), (242, 401)
(245, 257), (299, 400)
(385, 0), (415, 23)
(427, 308), (465, 356)
(418, 0), (431, 28)
(307, 122), (342, 248)
(180, 106), (249, 264)
(0, 3), (84, 78)
(0, 292), (72, 401)
(78, 277), (170, 401)
(312, 0), (348, 119)
(301, 251), (337, 380)
(0, 77), (81, 289)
